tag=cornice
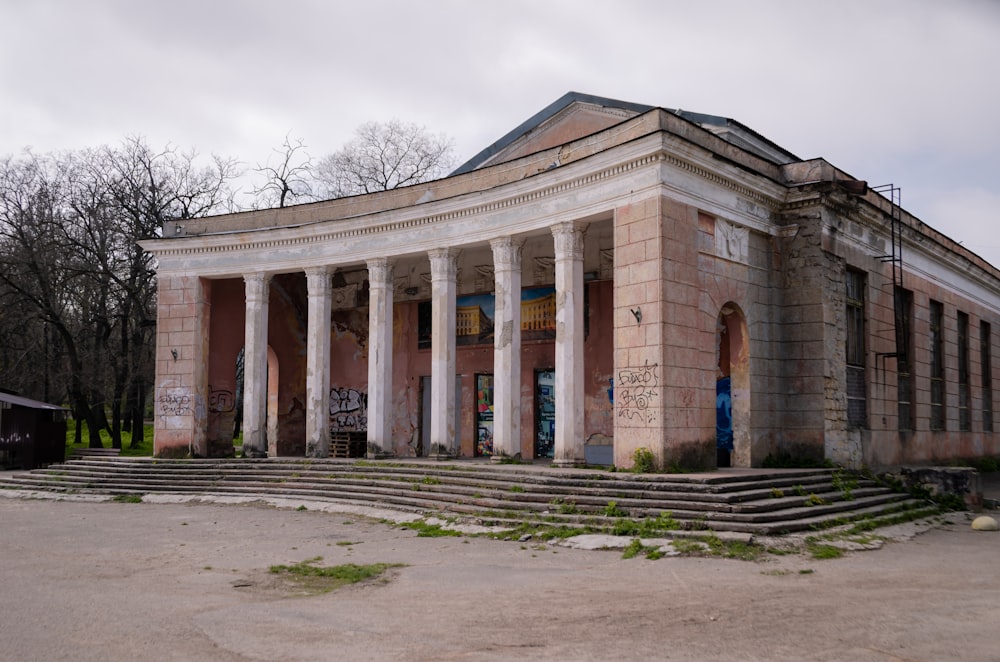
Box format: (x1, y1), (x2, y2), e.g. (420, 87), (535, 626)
(144, 132), (790, 274)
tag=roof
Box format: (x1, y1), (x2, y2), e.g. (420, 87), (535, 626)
(451, 91), (800, 175)
(0, 391), (68, 411)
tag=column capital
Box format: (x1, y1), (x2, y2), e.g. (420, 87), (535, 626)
(428, 247), (458, 280)
(304, 265), (332, 278)
(551, 222), (585, 260)
(490, 236), (525, 271)
(243, 272), (272, 302)
(367, 257), (396, 285)
(243, 271), (273, 285)
(304, 266), (332, 293)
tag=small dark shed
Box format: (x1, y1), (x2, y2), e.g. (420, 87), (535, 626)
(0, 391), (67, 469)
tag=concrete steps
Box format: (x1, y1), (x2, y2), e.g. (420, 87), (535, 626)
(0, 457), (929, 535)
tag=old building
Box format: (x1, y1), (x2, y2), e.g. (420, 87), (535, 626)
(140, 92), (1000, 470)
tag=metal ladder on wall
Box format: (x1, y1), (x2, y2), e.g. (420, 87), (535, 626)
(874, 184), (907, 370)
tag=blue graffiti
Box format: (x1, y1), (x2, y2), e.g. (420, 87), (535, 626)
(716, 377), (733, 451)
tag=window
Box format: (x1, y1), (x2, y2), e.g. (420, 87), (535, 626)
(958, 312), (971, 431)
(982, 321), (993, 432)
(845, 269), (866, 428)
(929, 300), (945, 430)
(896, 288), (914, 430)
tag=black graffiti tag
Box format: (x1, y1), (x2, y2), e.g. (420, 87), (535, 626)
(616, 362), (658, 423)
(159, 392), (191, 416)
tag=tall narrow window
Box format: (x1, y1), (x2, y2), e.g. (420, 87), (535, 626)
(982, 321), (993, 432)
(958, 312), (970, 431)
(929, 300), (945, 430)
(896, 287), (914, 430)
(845, 269), (866, 428)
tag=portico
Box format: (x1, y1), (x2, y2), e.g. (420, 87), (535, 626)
(142, 92), (1000, 472)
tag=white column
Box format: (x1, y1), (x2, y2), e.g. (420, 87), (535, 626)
(367, 257), (395, 458)
(242, 272), (271, 458)
(305, 267), (332, 458)
(491, 236), (524, 460)
(428, 248), (458, 458)
(552, 222), (586, 465)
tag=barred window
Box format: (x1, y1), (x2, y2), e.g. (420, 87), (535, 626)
(982, 321), (993, 432)
(845, 269), (866, 428)
(958, 312), (970, 431)
(896, 288), (914, 430)
(929, 300), (945, 431)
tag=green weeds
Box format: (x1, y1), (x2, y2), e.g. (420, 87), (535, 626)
(268, 557), (404, 594)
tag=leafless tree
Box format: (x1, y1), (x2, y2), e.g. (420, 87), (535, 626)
(0, 140), (238, 448)
(313, 120), (455, 198)
(251, 135), (313, 208)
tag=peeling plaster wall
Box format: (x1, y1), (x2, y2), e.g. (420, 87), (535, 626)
(206, 278), (245, 457)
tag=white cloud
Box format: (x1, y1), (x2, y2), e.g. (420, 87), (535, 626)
(1, 0), (998, 262)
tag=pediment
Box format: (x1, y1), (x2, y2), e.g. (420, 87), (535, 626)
(478, 102), (642, 168)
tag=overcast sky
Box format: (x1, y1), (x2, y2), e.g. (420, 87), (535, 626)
(2, 0), (998, 265)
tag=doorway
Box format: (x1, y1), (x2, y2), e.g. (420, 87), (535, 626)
(534, 369), (555, 458)
(475, 374), (494, 456)
(716, 304), (749, 467)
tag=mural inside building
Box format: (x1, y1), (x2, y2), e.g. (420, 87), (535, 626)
(535, 370), (555, 458)
(476, 374), (494, 456)
(418, 287), (557, 348)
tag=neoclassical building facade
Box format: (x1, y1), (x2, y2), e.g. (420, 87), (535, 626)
(141, 93), (1000, 470)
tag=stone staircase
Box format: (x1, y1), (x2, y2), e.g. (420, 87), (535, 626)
(0, 457), (933, 535)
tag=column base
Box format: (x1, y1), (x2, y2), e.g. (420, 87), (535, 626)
(366, 443), (394, 460)
(552, 457), (586, 468)
(490, 452), (522, 464)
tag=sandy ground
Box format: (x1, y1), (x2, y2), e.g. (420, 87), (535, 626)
(1, 493), (998, 662)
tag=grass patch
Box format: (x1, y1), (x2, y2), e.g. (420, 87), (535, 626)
(603, 501), (627, 517)
(397, 520), (462, 537)
(831, 469), (858, 501)
(111, 494), (143, 503)
(66, 419), (154, 456)
(610, 511), (681, 537)
(549, 497), (580, 514)
(804, 493), (827, 507)
(702, 535), (764, 561)
(508, 485), (525, 493)
(671, 538), (707, 554)
(806, 542), (844, 559)
(269, 557), (404, 594)
(490, 523), (593, 542)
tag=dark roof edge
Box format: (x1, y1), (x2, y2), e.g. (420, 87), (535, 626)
(0, 390), (67, 410)
(675, 110), (801, 163)
(450, 92), (654, 176)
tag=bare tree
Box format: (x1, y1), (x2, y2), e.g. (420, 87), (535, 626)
(251, 135), (313, 208)
(313, 120), (455, 198)
(0, 140), (238, 449)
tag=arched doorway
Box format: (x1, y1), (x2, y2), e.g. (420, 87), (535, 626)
(717, 304), (749, 467)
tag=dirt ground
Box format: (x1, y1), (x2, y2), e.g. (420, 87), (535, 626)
(1, 492), (998, 662)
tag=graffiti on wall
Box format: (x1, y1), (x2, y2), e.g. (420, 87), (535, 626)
(616, 362), (659, 424)
(329, 387), (367, 431)
(156, 389), (191, 416)
(208, 386), (236, 413)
